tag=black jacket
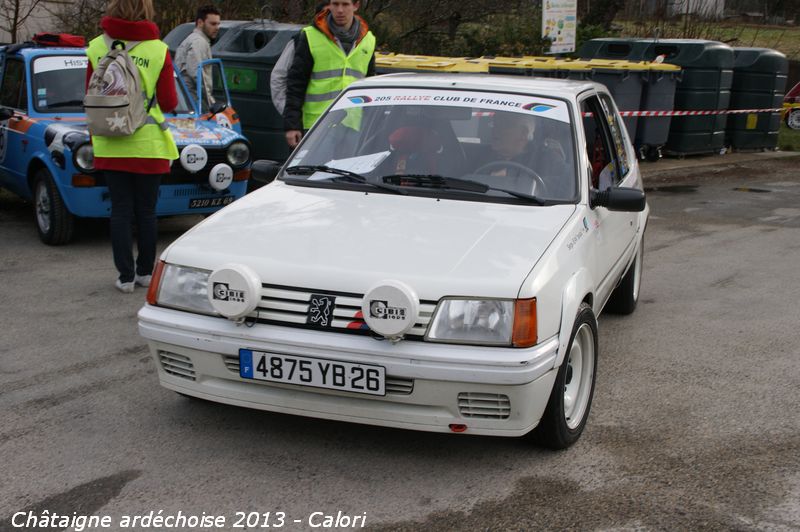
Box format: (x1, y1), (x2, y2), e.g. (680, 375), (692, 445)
(283, 13), (376, 132)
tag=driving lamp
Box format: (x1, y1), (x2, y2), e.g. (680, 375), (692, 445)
(150, 262), (217, 315)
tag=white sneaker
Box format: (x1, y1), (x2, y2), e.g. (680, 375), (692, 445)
(135, 274), (152, 287)
(115, 279), (135, 293)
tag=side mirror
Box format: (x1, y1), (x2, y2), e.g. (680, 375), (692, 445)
(251, 159), (282, 185)
(209, 101), (228, 116)
(0, 107), (14, 121)
(591, 187), (646, 212)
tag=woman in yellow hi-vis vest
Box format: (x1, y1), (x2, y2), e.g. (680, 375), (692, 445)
(86, 0), (179, 293)
(284, 0), (376, 148)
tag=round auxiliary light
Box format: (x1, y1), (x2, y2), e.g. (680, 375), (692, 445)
(361, 280), (419, 340)
(207, 263), (261, 320)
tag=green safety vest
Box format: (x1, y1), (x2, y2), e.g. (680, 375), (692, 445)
(302, 26), (375, 130)
(86, 36), (178, 160)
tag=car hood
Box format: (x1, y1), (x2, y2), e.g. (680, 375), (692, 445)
(167, 118), (241, 147)
(165, 182), (576, 299)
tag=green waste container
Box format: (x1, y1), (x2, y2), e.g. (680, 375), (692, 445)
(563, 60), (647, 147)
(636, 63), (681, 160)
(727, 47), (787, 151)
(165, 20), (303, 162)
(580, 38), (734, 156)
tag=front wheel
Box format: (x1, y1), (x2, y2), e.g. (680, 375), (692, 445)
(533, 303), (598, 450)
(34, 168), (74, 245)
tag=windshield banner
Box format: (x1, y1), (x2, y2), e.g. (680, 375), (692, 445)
(33, 56), (88, 74)
(331, 88), (570, 123)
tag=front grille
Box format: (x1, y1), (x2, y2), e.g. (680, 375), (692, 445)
(222, 355), (414, 395)
(251, 284), (436, 340)
(159, 351), (196, 381)
(458, 392), (511, 419)
(163, 148), (229, 185)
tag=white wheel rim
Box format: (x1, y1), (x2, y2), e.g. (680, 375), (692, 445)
(35, 181), (51, 234)
(564, 323), (595, 430)
(632, 242), (643, 302)
(788, 110), (800, 130)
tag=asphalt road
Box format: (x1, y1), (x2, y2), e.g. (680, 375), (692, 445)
(1, 157), (799, 531)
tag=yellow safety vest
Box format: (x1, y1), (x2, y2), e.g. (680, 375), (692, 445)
(86, 36), (178, 160)
(302, 26), (375, 130)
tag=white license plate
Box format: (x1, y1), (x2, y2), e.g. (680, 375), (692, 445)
(239, 350), (385, 396)
(188, 196), (234, 209)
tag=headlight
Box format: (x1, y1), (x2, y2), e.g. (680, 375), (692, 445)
(426, 299), (514, 345)
(74, 144), (94, 172)
(426, 298), (537, 347)
(226, 141), (250, 167)
(154, 263), (217, 315)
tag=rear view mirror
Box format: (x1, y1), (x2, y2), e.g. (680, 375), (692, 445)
(0, 107), (13, 121)
(591, 187), (646, 212)
(210, 101), (228, 116)
(251, 159), (282, 185)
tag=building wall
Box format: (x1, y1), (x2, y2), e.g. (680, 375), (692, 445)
(668, 0), (726, 18)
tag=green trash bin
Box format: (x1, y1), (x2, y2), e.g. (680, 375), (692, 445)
(727, 47), (787, 151)
(636, 63), (681, 161)
(165, 20), (303, 163)
(580, 38), (734, 156)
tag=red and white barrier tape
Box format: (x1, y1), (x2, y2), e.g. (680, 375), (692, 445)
(581, 108), (785, 117)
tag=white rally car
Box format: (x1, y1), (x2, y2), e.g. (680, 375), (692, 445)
(138, 74), (648, 449)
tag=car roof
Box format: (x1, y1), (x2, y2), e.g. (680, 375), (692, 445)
(351, 73), (603, 98)
(1, 46), (85, 58)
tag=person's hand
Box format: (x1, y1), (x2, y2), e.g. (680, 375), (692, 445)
(286, 130), (302, 148)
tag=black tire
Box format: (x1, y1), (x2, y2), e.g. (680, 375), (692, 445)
(533, 303), (598, 450)
(605, 238), (643, 315)
(33, 168), (74, 245)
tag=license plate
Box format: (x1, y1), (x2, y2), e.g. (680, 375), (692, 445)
(239, 350), (385, 396)
(188, 196), (234, 209)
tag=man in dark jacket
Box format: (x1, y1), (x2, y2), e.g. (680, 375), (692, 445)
(284, 0), (376, 148)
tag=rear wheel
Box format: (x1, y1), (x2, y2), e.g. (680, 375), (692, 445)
(34, 168), (74, 245)
(534, 303), (598, 450)
(787, 109), (800, 130)
(605, 238), (643, 315)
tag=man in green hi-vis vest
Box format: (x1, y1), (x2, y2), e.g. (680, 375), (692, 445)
(283, 0), (376, 148)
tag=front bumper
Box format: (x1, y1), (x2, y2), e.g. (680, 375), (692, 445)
(138, 305), (560, 437)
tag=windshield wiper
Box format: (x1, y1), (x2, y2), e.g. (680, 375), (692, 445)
(45, 100), (84, 109)
(285, 165), (406, 194)
(382, 174), (546, 205)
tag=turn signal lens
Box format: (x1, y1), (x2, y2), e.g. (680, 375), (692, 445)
(233, 169), (251, 182)
(512, 298), (537, 347)
(71, 174), (96, 187)
(146, 260), (166, 305)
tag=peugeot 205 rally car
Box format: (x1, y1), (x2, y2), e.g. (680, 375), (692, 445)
(138, 74), (648, 449)
(0, 44), (251, 245)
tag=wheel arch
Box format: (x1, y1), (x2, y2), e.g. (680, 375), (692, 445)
(555, 267), (595, 368)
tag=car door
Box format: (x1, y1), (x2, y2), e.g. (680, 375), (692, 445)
(0, 56), (31, 196)
(579, 91), (638, 307)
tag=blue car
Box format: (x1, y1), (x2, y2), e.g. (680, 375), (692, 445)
(0, 44), (252, 244)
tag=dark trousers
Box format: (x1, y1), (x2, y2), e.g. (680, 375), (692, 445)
(105, 171), (162, 283)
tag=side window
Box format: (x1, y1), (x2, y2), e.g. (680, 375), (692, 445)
(580, 96), (616, 190)
(0, 59), (26, 111)
(599, 94), (630, 181)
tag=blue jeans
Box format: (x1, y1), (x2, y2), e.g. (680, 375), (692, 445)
(105, 171), (162, 283)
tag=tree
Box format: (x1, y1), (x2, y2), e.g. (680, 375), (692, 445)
(0, 0), (44, 42)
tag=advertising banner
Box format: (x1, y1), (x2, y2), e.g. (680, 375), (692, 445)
(542, 0), (577, 54)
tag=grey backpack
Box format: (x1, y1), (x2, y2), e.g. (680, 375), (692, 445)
(84, 35), (154, 137)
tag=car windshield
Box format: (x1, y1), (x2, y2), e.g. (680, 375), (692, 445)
(31, 55), (194, 115)
(282, 87), (578, 203)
